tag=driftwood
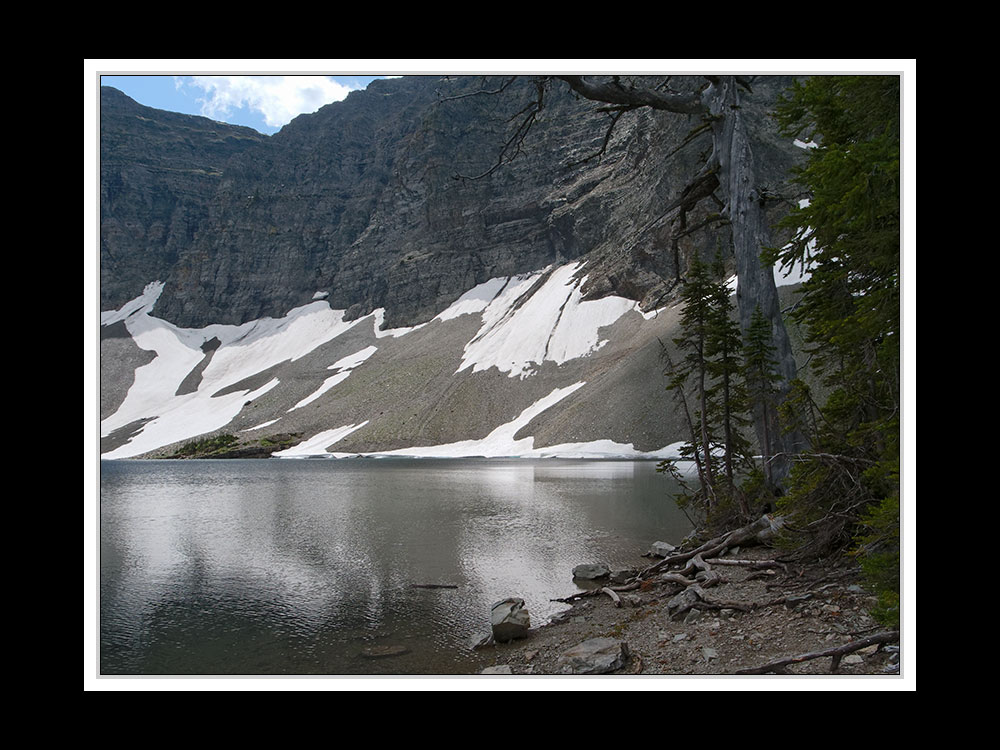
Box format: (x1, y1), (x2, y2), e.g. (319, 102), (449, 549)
(735, 631), (900, 674)
(552, 580), (641, 605)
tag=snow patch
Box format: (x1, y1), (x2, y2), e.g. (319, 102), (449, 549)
(457, 263), (636, 379)
(100, 262), (660, 459)
(329, 345), (378, 372)
(434, 277), (510, 322)
(244, 418), (281, 432)
(278, 385), (684, 460)
(100, 293), (370, 458)
(288, 372), (352, 411)
(368, 308), (426, 338)
(289, 345), (379, 412)
(100, 281), (165, 326)
(271, 422), (370, 458)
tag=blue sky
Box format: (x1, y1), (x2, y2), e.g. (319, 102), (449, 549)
(100, 74), (390, 135)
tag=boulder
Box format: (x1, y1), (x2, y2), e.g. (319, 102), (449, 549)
(609, 568), (638, 585)
(556, 638), (630, 675)
(490, 598), (531, 643)
(572, 563), (610, 580)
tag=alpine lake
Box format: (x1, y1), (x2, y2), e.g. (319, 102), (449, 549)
(98, 457), (692, 676)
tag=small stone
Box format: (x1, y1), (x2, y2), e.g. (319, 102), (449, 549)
(672, 633), (689, 642)
(683, 608), (702, 624)
(842, 654), (864, 665)
(701, 647), (718, 661)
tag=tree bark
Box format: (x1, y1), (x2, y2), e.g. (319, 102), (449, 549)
(701, 77), (808, 487)
(555, 75), (809, 488)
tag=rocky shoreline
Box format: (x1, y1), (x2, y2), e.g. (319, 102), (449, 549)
(471, 542), (901, 678)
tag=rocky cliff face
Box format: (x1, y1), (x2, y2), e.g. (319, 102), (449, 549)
(99, 75), (804, 460)
(100, 87), (268, 313)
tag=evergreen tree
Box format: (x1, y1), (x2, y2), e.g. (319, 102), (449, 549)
(768, 75), (901, 627)
(663, 252), (756, 523)
(704, 253), (753, 518)
(742, 304), (782, 494)
(666, 253), (719, 512)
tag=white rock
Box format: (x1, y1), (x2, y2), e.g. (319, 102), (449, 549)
(649, 541), (677, 557)
(490, 598), (531, 643)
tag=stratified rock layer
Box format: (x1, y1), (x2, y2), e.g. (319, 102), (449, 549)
(101, 75), (800, 331)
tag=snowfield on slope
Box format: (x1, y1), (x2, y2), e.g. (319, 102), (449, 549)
(101, 258), (802, 461)
(457, 263), (637, 379)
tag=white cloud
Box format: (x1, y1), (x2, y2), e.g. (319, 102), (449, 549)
(178, 75), (359, 128)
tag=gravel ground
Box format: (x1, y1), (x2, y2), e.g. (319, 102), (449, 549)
(472, 545), (904, 682)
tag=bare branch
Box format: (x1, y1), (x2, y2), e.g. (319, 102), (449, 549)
(557, 75), (707, 115)
(437, 75), (518, 102)
(453, 79), (546, 181)
(565, 107), (632, 168)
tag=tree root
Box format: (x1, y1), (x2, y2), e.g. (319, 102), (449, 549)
(549, 512), (893, 676)
(637, 514), (786, 580)
(735, 631), (900, 674)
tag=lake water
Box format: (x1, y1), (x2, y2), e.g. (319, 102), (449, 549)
(98, 458), (692, 676)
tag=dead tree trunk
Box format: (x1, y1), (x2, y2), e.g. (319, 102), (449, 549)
(702, 77), (808, 488)
(556, 74), (809, 490)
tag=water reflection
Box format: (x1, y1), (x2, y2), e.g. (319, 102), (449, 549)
(100, 458), (691, 675)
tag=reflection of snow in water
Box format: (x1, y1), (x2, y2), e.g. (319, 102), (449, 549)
(100, 459), (693, 674)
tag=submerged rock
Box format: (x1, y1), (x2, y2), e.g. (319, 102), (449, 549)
(360, 644), (410, 659)
(491, 598), (531, 643)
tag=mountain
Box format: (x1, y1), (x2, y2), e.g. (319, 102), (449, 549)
(99, 75), (805, 460)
